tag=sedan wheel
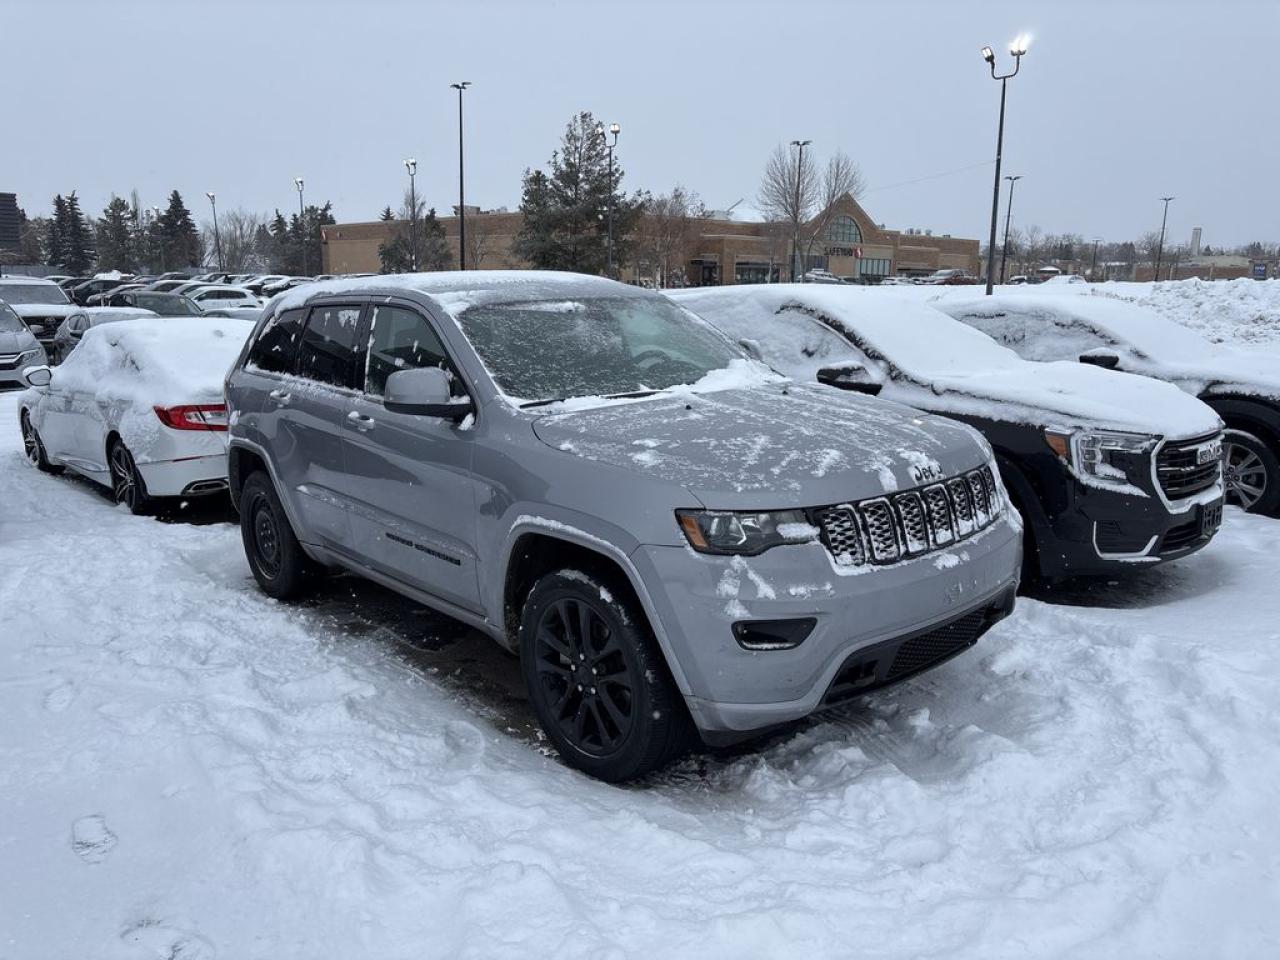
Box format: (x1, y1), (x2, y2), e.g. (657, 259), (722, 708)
(20, 411), (63, 475)
(108, 439), (150, 514)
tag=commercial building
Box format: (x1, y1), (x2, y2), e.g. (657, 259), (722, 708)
(321, 193), (981, 283)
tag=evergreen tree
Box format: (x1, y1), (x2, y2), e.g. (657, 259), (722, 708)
(95, 196), (135, 272)
(62, 192), (96, 275)
(513, 111), (642, 275)
(268, 211), (291, 272)
(159, 190), (202, 269)
(378, 200), (452, 273)
(46, 195), (69, 269)
(379, 206), (396, 221)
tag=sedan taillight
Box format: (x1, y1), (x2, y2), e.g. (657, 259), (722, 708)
(154, 404), (228, 431)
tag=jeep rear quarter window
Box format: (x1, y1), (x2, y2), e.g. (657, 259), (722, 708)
(246, 307), (306, 374)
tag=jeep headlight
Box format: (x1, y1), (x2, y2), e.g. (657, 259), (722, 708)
(677, 509), (817, 555)
(1045, 429), (1156, 487)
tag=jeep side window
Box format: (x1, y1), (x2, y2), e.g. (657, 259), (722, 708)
(364, 305), (462, 399)
(246, 307), (306, 375)
(296, 304), (366, 389)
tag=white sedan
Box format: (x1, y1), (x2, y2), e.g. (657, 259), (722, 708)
(187, 285), (262, 312)
(18, 317), (253, 513)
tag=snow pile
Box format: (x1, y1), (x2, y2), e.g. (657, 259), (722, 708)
(46, 317), (252, 407)
(674, 286), (1221, 437)
(1096, 278), (1280, 346)
(3, 386), (1280, 957)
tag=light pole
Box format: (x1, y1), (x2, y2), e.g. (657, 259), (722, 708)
(982, 37), (1028, 295)
(403, 158), (418, 271)
(1154, 196), (1174, 282)
(790, 139), (811, 281)
(152, 206), (165, 272)
(450, 81), (471, 269)
(596, 120), (621, 278)
(1090, 237), (1103, 280)
(294, 177), (307, 275)
(999, 174), (1022, 284)
(206, 192), (224, 273)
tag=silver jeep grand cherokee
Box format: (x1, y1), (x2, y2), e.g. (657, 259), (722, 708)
(225, 272), (1021, 781)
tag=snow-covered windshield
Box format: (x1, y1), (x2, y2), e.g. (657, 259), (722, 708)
(0, 302), (25, 332)
(0, 283), (70, 306)
(454, 296), (744, 404)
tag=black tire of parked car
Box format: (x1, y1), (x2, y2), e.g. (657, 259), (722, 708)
(239, 471), (316, 599)
(520, 568), (690, 782)
(107, 437), (151, 515)
(1222, 428), (1280, 517)
(20, 410), (64, 475)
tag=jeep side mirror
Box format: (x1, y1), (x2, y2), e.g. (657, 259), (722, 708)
(22, 365), (52, 387)
(384, 366), (473, 420)
(816, 362), (882, 396)
(1079, 349), (1120, 369)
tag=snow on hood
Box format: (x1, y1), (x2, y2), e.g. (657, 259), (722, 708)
(674, 285), (1222, 437)
(47, 317), (253, 407)
(938, 293), (1280, 400)
(9, 303), (81, 320)
(532, 381), (991, 508)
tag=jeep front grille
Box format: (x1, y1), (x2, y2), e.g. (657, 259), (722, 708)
(812, 465), (1002, 568)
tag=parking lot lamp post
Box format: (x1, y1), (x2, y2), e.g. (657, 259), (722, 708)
(1154, 196), (1174, 282)
(999, 174), (1022, 284)
(403, 159), (418, 271)
(294, 177), (307, 275)
(595, 121), (621, 278)
(982, 38), (1027, 295)
(206, 192), (224, 273)
(1090, 237), (1103, 280)
(450, 82), (470, 269)
(790, 139), (811, 282)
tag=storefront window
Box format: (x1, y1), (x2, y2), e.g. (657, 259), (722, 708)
(734, 262), (780, 284)
(858, 258), (891, 277)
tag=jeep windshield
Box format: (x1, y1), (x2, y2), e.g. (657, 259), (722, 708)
(454, 296), (746, 405)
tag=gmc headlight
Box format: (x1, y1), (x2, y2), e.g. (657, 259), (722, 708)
(1045, 429), (1156, 487)
(677, 509), (817, 555)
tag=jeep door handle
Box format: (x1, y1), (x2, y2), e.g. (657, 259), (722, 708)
(346, 410), (376, 431)
(268, 389), (291, 406)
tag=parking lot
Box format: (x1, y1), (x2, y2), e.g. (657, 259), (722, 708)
(3, 390), (1279, 959)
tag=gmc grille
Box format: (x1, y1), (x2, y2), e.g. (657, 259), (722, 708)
(1157, 432), (1222, 500)
(812, 465), (1003, 567)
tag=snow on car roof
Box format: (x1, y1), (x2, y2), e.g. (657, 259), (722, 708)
(50, 317), (254, 406)
(936, 292), (1213, 362)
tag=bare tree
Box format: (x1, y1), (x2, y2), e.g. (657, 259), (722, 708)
(466, 216), (493, 270)
(757, 143), (819, 280)
(802, 151), (867, 265)
(633, 185), (704, 287)
(203, 209), (267, 273)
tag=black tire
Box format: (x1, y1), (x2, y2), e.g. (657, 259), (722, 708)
(107, 437), (151, 515)
(20, 410), (63, 475)
(520, 568), (690, 782)
(1222, 428), (1280, 517)
(239, 470), (315, 599)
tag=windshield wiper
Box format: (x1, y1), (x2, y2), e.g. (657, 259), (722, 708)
(520, 389), (661, 409)
(518, 397), (565, 409)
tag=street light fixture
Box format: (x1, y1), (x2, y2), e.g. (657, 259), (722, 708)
(790, 139), (812, 282)
(293, 177), (307, 275)
(597, 119), (621, 278)
(981, 38), (1027, 295)
(206, 192), (224, 273)
(998, 174), (1022, 284)
(1154, 196), (1175, 282)
(450, 82), (471, 269)
(403, 158), (418, 272)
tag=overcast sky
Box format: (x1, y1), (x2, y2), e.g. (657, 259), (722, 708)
(8, 0), (1277, 248)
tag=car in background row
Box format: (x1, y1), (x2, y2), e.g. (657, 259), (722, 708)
(99, 290), (203, 316)
(225, 271), (1022, 780)
(0, 300), (49, 391)
(18, 317), (252, 513)
(0, 277), (84, 352)
(673, 285), (1225, 582)
(921, 269), (980, 286)
(186, 285), (261, 311)
(937, 294), (1280, 516)
(47, 307), (157, 364)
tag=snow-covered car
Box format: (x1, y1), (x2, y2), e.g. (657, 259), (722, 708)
(225, 271), (1022, 780)
(18, 317), (253, 513)
(921, 269), (979, 285)
(801, 269), (846, 284)
(100, 290), (203, 316)
(937, 294), (1280, 516)
(0, 276), (85, 352)
(198, 306), (264, 322)
(186, 285), (261, 311)
(48, 307), (158, 364)
(673, 285), (1226, 580)
(0, 300), (49, 391)
(878, 276), (917, 286)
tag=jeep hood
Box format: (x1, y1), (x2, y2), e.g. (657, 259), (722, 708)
(896, 360), (1223, 439)
(531, 382), (992, 509)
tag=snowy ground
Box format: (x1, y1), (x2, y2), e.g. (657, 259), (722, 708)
(3, 387), (1280, 959)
